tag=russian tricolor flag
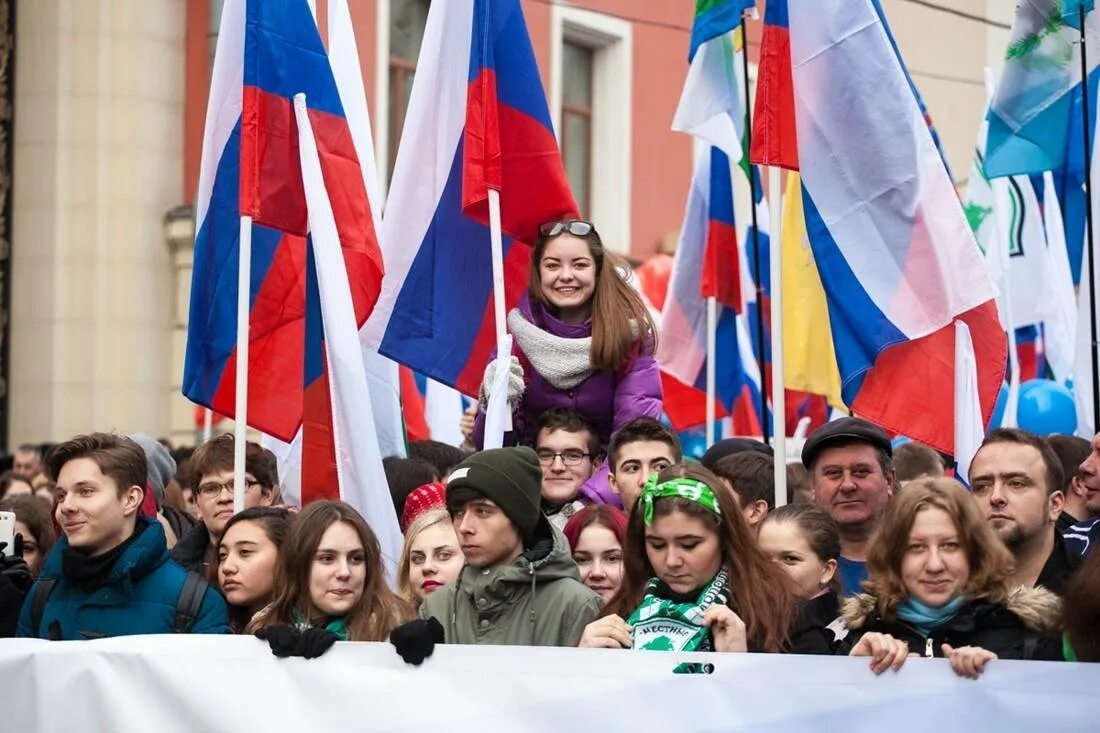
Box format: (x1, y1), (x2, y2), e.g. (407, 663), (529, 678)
(363, 0), (577, 396)
(183, 0), (382, 443)
(659, 146), (764, 435)
(751, 0), (1007, 453)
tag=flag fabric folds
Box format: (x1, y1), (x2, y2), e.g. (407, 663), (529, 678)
(761, 0), (1006, 453)
(688, 0), (757, 62)
(954, 321), (984, 484)
(750, 0), (797, 170)
(984, 2), (1100, 178)
(184, 0), (383, 443)
(363, 0), (577, 398)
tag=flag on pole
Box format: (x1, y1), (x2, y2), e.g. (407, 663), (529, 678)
(674, 22), (747, 156)
(659, 146), (763, 434)
(688, 0), (757, 62)
(750, 0), (797, 170)
(183, 0), (382, 446)
(363, 0), (576, 397)
(755, 0), (1006, 453)
(984, 2), (1100, 178)
(1041, 170), (1078, 381)
(954, 321), (984, 484)
(295, 94), (402, 574)
(1064, 0), (1096, 29)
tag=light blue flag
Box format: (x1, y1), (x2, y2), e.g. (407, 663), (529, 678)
(1064, 0), (1095, 29)
(985, 1), (1100, 178)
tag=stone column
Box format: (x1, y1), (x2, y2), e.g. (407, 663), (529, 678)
(11, 0), (185, 444)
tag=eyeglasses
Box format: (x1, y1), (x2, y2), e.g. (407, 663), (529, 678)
(535, 449), (593, 467)
(196, 478), (261, 499)
(538, 219), (595, 238)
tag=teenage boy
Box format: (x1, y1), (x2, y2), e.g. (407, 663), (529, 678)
(606, 417), (682, 514)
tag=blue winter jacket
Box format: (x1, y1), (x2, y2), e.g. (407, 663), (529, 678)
(16, 517), (229, 639)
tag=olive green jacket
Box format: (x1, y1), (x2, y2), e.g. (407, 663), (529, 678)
(419, 518), (601, 647)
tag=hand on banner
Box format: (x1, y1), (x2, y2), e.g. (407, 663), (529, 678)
(848, 632), (911, 675)
(703, 606), (747, 653)
(255, 625), (339, 659)
(390, 617), (445, 666)
(942, 644), (997, 680)
(578, 615), (633, 649)
(479, 356), (524, 409)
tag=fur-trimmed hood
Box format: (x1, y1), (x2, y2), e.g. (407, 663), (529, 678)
(841, 585), (1062, 633)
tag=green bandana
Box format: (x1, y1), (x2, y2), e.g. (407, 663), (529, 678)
(637, 474), (722, 525)
(625, 568), (730, 652)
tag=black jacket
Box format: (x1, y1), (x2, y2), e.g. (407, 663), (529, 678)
(1037, 530), (1083, 596)
(169, 522), (212, 575)
(835, 586), (1062, 660)
(786, 590), (841, 655)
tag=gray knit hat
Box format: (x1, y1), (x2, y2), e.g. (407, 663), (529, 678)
(445, 447), (542, 542)
(129, 433), (176, 509)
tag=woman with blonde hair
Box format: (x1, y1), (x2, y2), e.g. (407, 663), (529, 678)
(396, 509), (464, 607)
(251, 501), (413, 658)
(840, 478), (1062, 678)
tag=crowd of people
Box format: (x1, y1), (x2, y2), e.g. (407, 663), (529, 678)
(2, 219), (1099, 682)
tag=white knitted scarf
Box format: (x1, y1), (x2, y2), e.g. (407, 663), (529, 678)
(507, 308), (594, 390)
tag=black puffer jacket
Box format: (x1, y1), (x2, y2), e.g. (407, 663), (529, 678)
(835, 586), (1062, 660)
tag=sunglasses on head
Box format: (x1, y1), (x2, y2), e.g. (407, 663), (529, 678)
(538, 219), (595, 238)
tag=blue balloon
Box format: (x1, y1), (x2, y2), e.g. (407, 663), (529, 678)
(1016, 379), (1077, 436)
(986, 382), (1010, 433)
(680, 430), (708, 460)
(891, 435), (911, 449)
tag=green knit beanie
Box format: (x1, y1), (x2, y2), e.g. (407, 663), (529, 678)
(445, 447), (543, 543)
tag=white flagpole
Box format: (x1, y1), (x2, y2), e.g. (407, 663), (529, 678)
(202, 408), (213, 443)
(769, 168), (787, 507)
(706, 296), (718, 447)
(233, 215), (252, 514)
(484, 188), (512, 447)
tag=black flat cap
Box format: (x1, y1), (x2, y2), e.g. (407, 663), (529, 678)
(800, 417), (892, 469)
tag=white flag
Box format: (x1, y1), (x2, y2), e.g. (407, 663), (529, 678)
(954, 321), (984, 483)
(295, 94), (402, 579)
(1042, 171), (1077, 382)
(425, 378), (466, 447)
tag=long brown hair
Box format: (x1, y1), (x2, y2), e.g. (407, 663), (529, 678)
(529, 220), (657, 370)
(604, 463), (796, 652)
(212, 506), (294, 632)
(865, 478), (1014, 619)
(250, 501), (412, 641)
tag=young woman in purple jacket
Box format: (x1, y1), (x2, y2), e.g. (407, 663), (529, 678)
(473, 219), (663, 506)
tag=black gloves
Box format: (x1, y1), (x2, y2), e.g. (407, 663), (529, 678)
(255, 624), (339, 659)
(390, 617), (445, 666)
(0, 541), (31, 594)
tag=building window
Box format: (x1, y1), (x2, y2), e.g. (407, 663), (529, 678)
(561, 42), (594, 217)
(388, 0), (431, 183)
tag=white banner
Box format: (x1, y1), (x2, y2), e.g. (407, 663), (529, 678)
(0, 636), (1095, 732)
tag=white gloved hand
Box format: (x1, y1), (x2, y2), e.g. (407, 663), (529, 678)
(480, 355), (525, 408)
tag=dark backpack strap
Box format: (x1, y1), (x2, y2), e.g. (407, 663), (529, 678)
(30, 578), (58, 638)
(173, 571), (209, 634)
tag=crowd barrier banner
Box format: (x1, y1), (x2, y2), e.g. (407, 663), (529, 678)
(1, 636), (1095, 732)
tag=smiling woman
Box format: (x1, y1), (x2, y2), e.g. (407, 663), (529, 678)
(837, 478), (1063, 678)
(471, 220), (663, 507)
(249, 501), (413, 654)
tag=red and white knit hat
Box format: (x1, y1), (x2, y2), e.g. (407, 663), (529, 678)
(400, 481), (447, 532)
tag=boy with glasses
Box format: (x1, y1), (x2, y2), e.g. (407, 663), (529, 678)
(170, 435), (277, 574)
(534, 408), (601, 530)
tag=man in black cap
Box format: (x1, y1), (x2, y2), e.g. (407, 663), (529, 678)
(802, 417), (895, 595)
(391, 447), (601, 664)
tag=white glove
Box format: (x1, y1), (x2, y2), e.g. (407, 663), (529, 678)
(480, 355), (525, 408)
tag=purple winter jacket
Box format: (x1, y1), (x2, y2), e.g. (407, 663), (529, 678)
(474, 295), (663, 504)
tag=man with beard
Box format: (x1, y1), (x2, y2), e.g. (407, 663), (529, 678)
(969, 428), (1079, 594)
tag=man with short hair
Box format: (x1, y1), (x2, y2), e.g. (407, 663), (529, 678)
(170, 434), (277, 574)
(969, 428), (1078, 594)
(606, 417), (682, 514)
(391, 448), (600, 664)
(12, 444), (43, 483)
(534, 408), (600, 529)
(1068, 432), (1100, 555)
(711, 452), (774, 532)
(17, 433), (228, 639)
(1046, 434), (1095, 533)
(803, 418), (895, 596)
(892, 441), (945, 486)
